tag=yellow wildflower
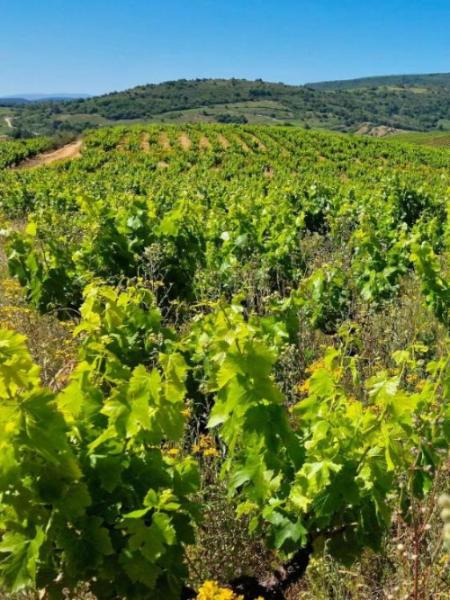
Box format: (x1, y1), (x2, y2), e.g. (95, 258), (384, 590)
(192, 434), (220, 458)
(334, 366), (343, 380)
(0, 278), (23, 302)
(203, 448), (220, 458)
(196, 580), (243, 600)
(297, 380), (310, 394)
(166, 448), (180, 457)
(415, 379), (427, 392)
(306, 358), (326, 375)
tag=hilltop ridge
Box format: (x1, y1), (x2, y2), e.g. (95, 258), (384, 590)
(3, 73), (450, 137)
(306, 72), (450, 89)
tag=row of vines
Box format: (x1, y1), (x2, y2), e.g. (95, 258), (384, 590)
(0, 124), (449, 598)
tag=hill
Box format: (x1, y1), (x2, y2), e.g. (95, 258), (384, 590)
(387, 130), (450, 148)
(4, 93), (91, 100)
(6, 74), (450, 136)
(0, 97), (33, 106)
(0, 93), (90, 106)
(306, 72), (450, 90)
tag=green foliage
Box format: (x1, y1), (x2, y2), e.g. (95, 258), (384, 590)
(300, 265), (351, 333)
(307, 73), (450, 91)
(9, 75), (450, 136)
(0, 137), (52, 168)
(0, 124), (450, 597)
(186, 302), (450, 563)
(75, 282), (170, 370)
(350, 198), (412, 305)
(412, 241), (450, 328)
(4, 124), (449, 316)
(6, 221), (82, 313)
(0, 289), (200, 598)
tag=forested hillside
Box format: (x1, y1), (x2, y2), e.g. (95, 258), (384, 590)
(4, 74), (450, 137)
(307, 72), (450, 89)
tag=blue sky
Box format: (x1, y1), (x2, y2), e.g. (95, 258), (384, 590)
(1, 0), (449, 95)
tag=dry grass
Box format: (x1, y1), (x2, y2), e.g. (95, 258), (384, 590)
(287, 477), (450, 599)
(0, 238), (77, 388)
(186, 468), (277, 591)
(0, 584), (96, 600)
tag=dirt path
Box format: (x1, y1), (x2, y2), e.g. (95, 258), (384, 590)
(18, 140), (83, 169)
(4, 117), (13, 129)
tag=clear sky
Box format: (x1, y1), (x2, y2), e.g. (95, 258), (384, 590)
(1, 0), (449, 95)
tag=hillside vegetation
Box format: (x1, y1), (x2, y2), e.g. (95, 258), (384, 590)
(388, 130), (450, 148)
(307, 72), (450, 90)
(4, 73), (450, 137)
(0, 125), (449, 599)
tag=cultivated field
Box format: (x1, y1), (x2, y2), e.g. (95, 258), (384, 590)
(0, 124), (449, 599)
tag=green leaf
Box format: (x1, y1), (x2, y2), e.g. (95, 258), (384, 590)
(0, 329), (40, 398)
(0, 528), (44, 592)
(120, 551), (160, 588)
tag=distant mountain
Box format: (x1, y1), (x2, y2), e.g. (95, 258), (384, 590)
(7, 74), (450, 136)
(0, 94), (91, 105)
(0, 98), (32, 106)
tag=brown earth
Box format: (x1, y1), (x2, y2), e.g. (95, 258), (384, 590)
(17, 140), (83, 169)
(179, 133), (192, 150)
(141, 133), (150, 152)
(199, 136), (211, 150)
(158, 132), (171, 150)
(355, 123), (406, 137)
(233, 134), (250, 152)
(217, 133), (230, 149)
(248, 133), (267, 151)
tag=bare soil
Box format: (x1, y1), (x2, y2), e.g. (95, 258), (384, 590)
(158, 132), (171, 150)
(179, 133), (192, 150)
(141, 133), (150, 152)
(199, 136), (211, 149)
(217, 133), (230, 149)
(233, 134), (250, 152)
(17, 140), (83, 169)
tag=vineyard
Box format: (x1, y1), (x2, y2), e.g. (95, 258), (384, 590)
(0, 124), (449, 599)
